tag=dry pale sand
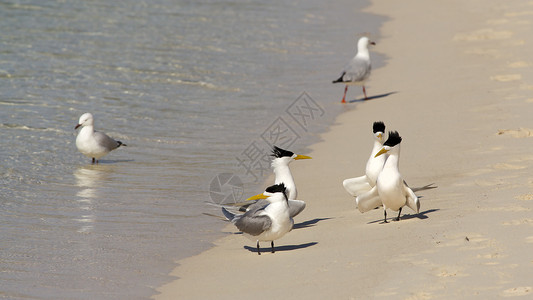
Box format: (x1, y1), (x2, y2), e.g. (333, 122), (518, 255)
(154, 0), (533, 298)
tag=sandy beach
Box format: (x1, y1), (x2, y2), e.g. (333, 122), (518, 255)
(154, 0), (533, 298)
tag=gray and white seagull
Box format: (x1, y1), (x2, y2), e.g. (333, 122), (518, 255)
(333, 36), (375, 103)
(75, 112), (126, 164)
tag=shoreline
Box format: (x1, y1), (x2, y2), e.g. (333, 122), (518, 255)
(154, 0), (533, 298)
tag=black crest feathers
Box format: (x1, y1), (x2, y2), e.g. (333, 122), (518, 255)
(265, 183), (288, 200)
(373, 121), (385, 134)
(271, 146), (294, 158)
(265, 183), (286, 194)
(383, 131), (402, 147)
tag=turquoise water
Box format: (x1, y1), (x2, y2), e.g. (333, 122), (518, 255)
(0, 0), (384, 298)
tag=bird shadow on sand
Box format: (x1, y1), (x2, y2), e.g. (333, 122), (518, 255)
(244, 242), (318, 254)
(367, 208), (440, 224)
(348, 91), (398, 103)
(411, 183), (438, 193)
(293, 217), (333, 229)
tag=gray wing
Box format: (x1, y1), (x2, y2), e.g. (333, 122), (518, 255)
(342, 57), (371, 82)
(244, 199), (269, 214)
(221, 207), (237, 222)
(93, 131), (121, 151)
(288, 200), (306, 218)
(235, 213), (272, 236)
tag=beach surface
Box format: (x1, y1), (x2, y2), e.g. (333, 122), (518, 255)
(154, 0), (533, 298)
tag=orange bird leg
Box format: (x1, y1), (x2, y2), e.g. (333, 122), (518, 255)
(341, 85), (348, 103)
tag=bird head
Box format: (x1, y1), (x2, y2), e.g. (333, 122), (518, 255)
(75, 112), (94, 130)
(358, 36), (376, 50)
(247, 183), (288, 203)
(373, 121), (386, 143)
(271, 146), (311, 165)
(375, 131), (402, 157)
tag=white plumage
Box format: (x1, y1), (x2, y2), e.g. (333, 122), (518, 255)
(243, 146), (311, 218)
(333, 36), (375, 103)
(75, 113), (126, 164)
(343, 121), (386, 198)
(222, 183), (294, 255)
(356, 131), (420, 223)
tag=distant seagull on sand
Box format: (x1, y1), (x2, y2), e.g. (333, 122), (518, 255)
(343, 121), (387, 197)
(75, 112), (126, 164)
(356, 131), (420, 223)
(333, 36), (375, 103)
(222, 183), (294, 255)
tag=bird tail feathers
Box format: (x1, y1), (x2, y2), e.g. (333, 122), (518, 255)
(221, 207), (237, 222)
(332, 72), (346, 83)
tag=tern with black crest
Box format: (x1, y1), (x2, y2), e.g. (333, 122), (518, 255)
(222, 183), (294, 255)
(356, 131), (420, 222)
(343, 121), (387, 198)
(240, 146), (311, 218)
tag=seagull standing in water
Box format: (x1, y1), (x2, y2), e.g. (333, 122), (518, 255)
(240, 146), (311, 218)
(343, 121), (387, 197)
(356, 131), (420, 222)
(75, 113), (126, 164)
(333, 36), (375, 103)
(222, 183), (294, 255)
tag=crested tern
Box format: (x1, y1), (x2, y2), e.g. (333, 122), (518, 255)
(343, 121), (387, 197)
(357, 131), (420, 222)
(333, 36), (375, 103)
(75, 112), (126, 164)
(222, 183), (294, 255)
(242, 146), (311, 218)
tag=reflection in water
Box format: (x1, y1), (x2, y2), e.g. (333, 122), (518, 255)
(73, 165), (112, 233)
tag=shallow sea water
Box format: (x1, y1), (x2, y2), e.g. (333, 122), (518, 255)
(0, 0), (384, 298)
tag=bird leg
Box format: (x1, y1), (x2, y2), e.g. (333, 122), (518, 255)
(92, 157), (96, 164)
(363, 86), (368, 100)
(394, 207), (403, 221)
(271, 241), (275, 254)
(256, 241), (261, 255)
(383, 209), (388, 223)
(341, 85), (348, 103)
